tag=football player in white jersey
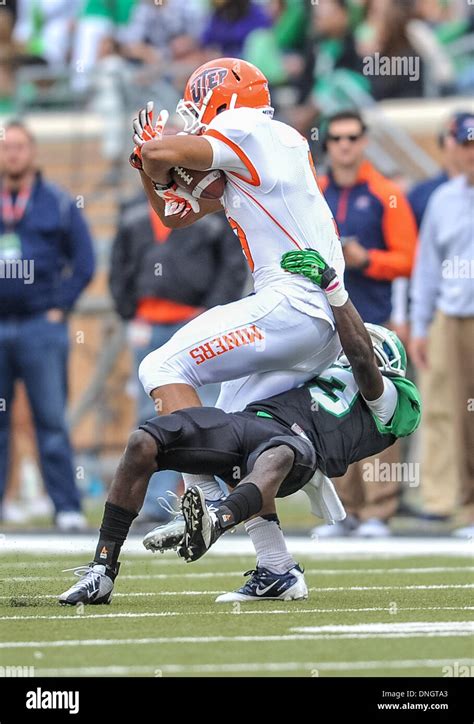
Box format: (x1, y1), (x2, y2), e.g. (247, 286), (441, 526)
(129, 58), (344, 578)
(57, 251), (421, 606)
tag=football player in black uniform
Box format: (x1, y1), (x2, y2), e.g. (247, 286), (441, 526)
(59, 250), (420, 605)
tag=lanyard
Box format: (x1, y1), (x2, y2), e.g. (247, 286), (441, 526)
(0, 186), (32, 231)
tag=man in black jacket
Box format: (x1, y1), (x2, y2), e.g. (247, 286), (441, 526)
(109, 191), (248, 519)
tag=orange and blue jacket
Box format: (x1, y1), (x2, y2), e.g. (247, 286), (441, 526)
(319, 161), (417, 324)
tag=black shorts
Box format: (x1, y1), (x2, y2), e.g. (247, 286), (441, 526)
(139, 406), (316, 497)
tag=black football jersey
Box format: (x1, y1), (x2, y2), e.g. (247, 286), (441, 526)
(245, 366), (398, 477)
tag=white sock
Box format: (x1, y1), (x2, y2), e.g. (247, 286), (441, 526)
(182, 473), (223, 501)
(245, 516), (295, 574)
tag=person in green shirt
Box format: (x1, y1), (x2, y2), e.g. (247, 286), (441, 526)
(71, 0), (137, 91)
(244, 0), (308, 84)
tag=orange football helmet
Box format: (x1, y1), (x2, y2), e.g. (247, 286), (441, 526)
(177, 58), (273, 134)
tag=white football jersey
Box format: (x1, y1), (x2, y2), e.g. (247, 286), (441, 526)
(203, 107), (345, 321)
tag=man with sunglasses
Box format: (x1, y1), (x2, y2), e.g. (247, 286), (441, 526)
(317, 110), (418, 538)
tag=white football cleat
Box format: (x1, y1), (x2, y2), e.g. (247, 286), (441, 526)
(58, 562), (119, 605)
(143, 492), (226, 553)
(143, 515), (186, 553)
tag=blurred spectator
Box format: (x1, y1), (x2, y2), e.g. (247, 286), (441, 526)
(365, 0), (424, 99)
(315, 109), (417, 537)
(360, 0), (454, 99)
(71, 0), (137, 92)
(410, 113), (474, 538)
(109, 192), (248, 520)
(438, 4), (474, 93)
(321, 110), (417, 324)
(244, 0), (308, 86)
(201, 0), (271, 57)
(120, 0), (205, 67)
(89, 36), (134, 186)
(13, 0), (81, 67)
(311, 0), (364, 80)
(0, 3), (16, 113)
(410, 3), (455, 93)
(408, 111), (466, 227)
(0, 121), (95, 529)
(288, 0), (369, 136)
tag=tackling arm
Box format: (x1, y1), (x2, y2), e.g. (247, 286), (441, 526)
(281, 250), (384, 400)
(330, 300), (384, 401)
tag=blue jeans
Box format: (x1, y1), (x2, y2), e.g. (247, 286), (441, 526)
(0, 315), (81, 513)
(131, 321), (220, 518)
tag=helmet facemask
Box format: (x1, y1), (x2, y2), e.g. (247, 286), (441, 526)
(365, 324), (407, 377)
(176, 95), (209, 135)
(177, 90), (240, 135)
(337, 324), (407, 378)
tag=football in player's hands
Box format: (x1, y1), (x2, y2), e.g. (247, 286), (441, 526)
(171, 167), (226, 200)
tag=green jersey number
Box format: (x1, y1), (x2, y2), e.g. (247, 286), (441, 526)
(308, 368), (359, 417)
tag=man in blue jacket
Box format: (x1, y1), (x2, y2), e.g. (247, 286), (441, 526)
(408, 112), (466, 227)
(0, 121), (95, 530)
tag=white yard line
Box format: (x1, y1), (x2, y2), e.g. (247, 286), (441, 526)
(1, 582), (472, 602)
(291, 621), (474, 634)
(1, 624), (473, 649)
(1, 582), (473, 604)
(5, 566), (473, 583)
(310, 584), (474, 591)
(30, 658), (474, 676)
(0, 535), (472, 557)
(1, 606), (473, 622)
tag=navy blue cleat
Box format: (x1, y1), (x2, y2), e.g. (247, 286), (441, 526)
(215, 564), (308, 602)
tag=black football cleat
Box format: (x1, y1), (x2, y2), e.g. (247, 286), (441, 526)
(179, 486), (224, 562)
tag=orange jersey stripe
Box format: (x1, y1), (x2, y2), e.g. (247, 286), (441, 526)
(205, 129), (261, 187)
(228, 177), (303, 250)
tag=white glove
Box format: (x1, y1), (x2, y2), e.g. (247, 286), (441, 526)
(132, 101), (169, 147)
(130, 102), (169, 170)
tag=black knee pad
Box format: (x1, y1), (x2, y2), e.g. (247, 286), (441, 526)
(138, 407), (237, 475)
(246, 434), (317, 498)
(139, 413), (186, 456)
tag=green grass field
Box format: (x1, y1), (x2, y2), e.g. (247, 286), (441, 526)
(0, 551), (472, 677)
